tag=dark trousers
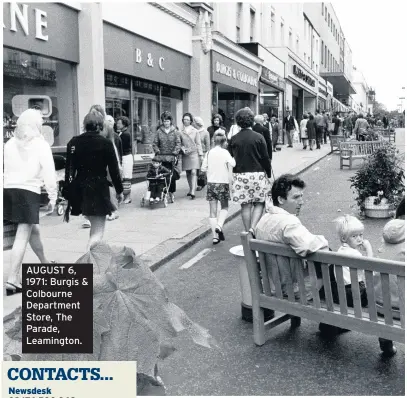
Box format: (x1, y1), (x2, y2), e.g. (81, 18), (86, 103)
(272, 131), (279, 149)
(149, 181), (165, 198)
(161, 161), (176, 193)
(316, 126), (324, 147)
(333, 282), (368, 308)
(323, 127), (328, 143)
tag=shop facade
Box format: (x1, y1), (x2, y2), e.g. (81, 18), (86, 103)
(286, 55), (318, 120)
(210, 33), (262, 131)
(317, 76), (328, 112)
(3, 2), (79, 150)
(103, 22), (191, 155)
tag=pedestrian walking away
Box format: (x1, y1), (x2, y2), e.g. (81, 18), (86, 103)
(194, 116), (210, 191)
(117, 116), (133, 204)
(153, 112), (181, 203)
(63, 109), (124, 251)
(3, 108), (58, 295)
(201, 131), (236, 244)
(314, 110), (325, 149)
(270, 116), (280, 151)
(306, 114), (317, 150)
(228, 108), (272, 238)
(180, 112), (203, 199)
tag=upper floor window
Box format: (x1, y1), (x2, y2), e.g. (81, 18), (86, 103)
(236, 27), (240, 43)
(270, 11), (275, 43)
(236, 2), (242, 28)
(321, 2), (324, 15)
(289, 30), (293, 49)
(325, 7), (327, 21)
(280, 23), (284, 46)
(321, 40), (324, 65)
(250, 9), (256, 42)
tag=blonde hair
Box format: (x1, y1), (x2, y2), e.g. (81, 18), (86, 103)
(334, 215), (364, 243)
(103, 120), (120, 165)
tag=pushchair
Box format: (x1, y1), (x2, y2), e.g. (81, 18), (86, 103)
(40, 155), (67, 216)
(140, 154), (178, 208)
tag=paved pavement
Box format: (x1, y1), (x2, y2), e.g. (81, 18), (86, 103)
(154, 130), (405, 395)
(3, 140), (332, 316)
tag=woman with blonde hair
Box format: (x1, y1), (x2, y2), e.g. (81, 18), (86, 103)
(4, 108), (57, 295)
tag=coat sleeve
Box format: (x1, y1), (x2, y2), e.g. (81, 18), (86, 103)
(258, 136), (271, 178)
(115, 135), (123, 165)
(194, 128), (203, 156)
(173, 131), (182, 156)
(204, 131), (211, 153)
(146, 164), (155, 178)
(64, 138), (76, 188)
(106, 141), (124, 194)
(201, 150), (209, 172)
(226, 151), (236, 168)
(263, 127), (273, 160)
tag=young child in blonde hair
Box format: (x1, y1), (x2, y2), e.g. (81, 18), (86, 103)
(334, 214), (372, 307)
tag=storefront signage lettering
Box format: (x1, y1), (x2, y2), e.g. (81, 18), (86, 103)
(318, 88), (328, 97)
(215, 61), (257, 88)
(3, 3), (48, 41)
(135, 48), (165, 71)
(292, 65), (315, 87)
(260, 67), (285, 90)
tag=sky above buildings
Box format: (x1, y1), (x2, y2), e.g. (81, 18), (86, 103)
(332, 1), (407, 111)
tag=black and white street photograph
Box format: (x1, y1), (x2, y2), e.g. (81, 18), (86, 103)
(3, 1), (405, 395)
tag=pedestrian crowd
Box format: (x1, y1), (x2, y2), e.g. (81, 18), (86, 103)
(2, 102), (404, 301)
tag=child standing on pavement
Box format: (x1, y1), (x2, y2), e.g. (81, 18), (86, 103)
(201, 131), (236, 244)
(333, 215), (372, 307)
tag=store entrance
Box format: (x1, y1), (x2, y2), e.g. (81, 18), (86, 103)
(217, 83), (256, 131)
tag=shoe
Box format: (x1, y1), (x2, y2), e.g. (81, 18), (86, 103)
(149, 198), (154, 203)
(123, 198), (132, 204)
(215, 226), (225, 241)
(190, 194), (196, 200)
(5, 282), (22, 296)
(169, 193), (175, 203)
(317, 146), (321, 149)
(213, 237), (220, 245)
(107, 213), (119, 221)
(196, 186), (203, 191)
(82, 219), (91, 228)
(310, 148), (313, 151)
(155, 198), (160, 203)
(187, 193), (192, 197)
(248, 228), (256, 239)
(288, 145), (293, 148)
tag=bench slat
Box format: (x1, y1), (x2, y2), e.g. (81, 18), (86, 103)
(350, 268), (363, 319)
(249, 241), (405, 275)
(364, 270), (378, 322)
(307, 261), (321, 309)
(258, 252), (272, 296)
(259, 295), (404, 343)
(271, 255), (284, 299)
(286, 258), (296, 302)
(380, 273), (394, 326)
(397, 275), (405, 328)
(321, 264), (334, 311)
(295, 260), (308, 305)
(334, 265), (348, 315)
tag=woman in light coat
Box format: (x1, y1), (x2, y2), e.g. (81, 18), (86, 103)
(4, 109), (57, 295)
(300, 114), (309, 150)
(180, 112), (203, 199)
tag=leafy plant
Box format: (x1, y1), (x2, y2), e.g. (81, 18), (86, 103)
(349, 142), (405, 211)
(4, 243), (218, 395)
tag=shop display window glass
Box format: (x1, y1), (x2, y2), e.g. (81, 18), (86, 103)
(3, 47), (76, 148)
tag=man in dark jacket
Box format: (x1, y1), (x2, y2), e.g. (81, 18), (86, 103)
(253, 114), (273, 160)
(283, 110), (296, 148)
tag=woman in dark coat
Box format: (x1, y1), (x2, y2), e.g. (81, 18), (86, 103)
(306, 114), (317, 150)
(207, 113), (226, 148)
(64, 109), (124, 250)
(228, 108), (271, 237)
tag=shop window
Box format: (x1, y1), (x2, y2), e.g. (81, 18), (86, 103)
(3, 47), (76, 147)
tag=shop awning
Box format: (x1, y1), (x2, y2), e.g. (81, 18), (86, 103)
(320, 72), (356, 96)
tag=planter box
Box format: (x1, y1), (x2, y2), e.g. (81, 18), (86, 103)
(364, 196), (392, 219)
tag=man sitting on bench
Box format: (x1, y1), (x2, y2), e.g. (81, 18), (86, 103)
(255, 174), (344, 334)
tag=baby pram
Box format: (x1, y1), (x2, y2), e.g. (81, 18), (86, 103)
(40, 155), (67, 216)
(140, 154), (178, 208)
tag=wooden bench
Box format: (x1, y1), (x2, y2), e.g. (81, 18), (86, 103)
(339, 141), (388, 169)
(329, 134), (346, 153)
(241, 233), (405, 355)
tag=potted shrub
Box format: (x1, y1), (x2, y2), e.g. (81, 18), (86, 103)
(349, 142), (405, 218)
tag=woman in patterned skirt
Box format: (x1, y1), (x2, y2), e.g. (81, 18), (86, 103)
(201, 131), (236, 244)
(228, 108), (272, 237)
